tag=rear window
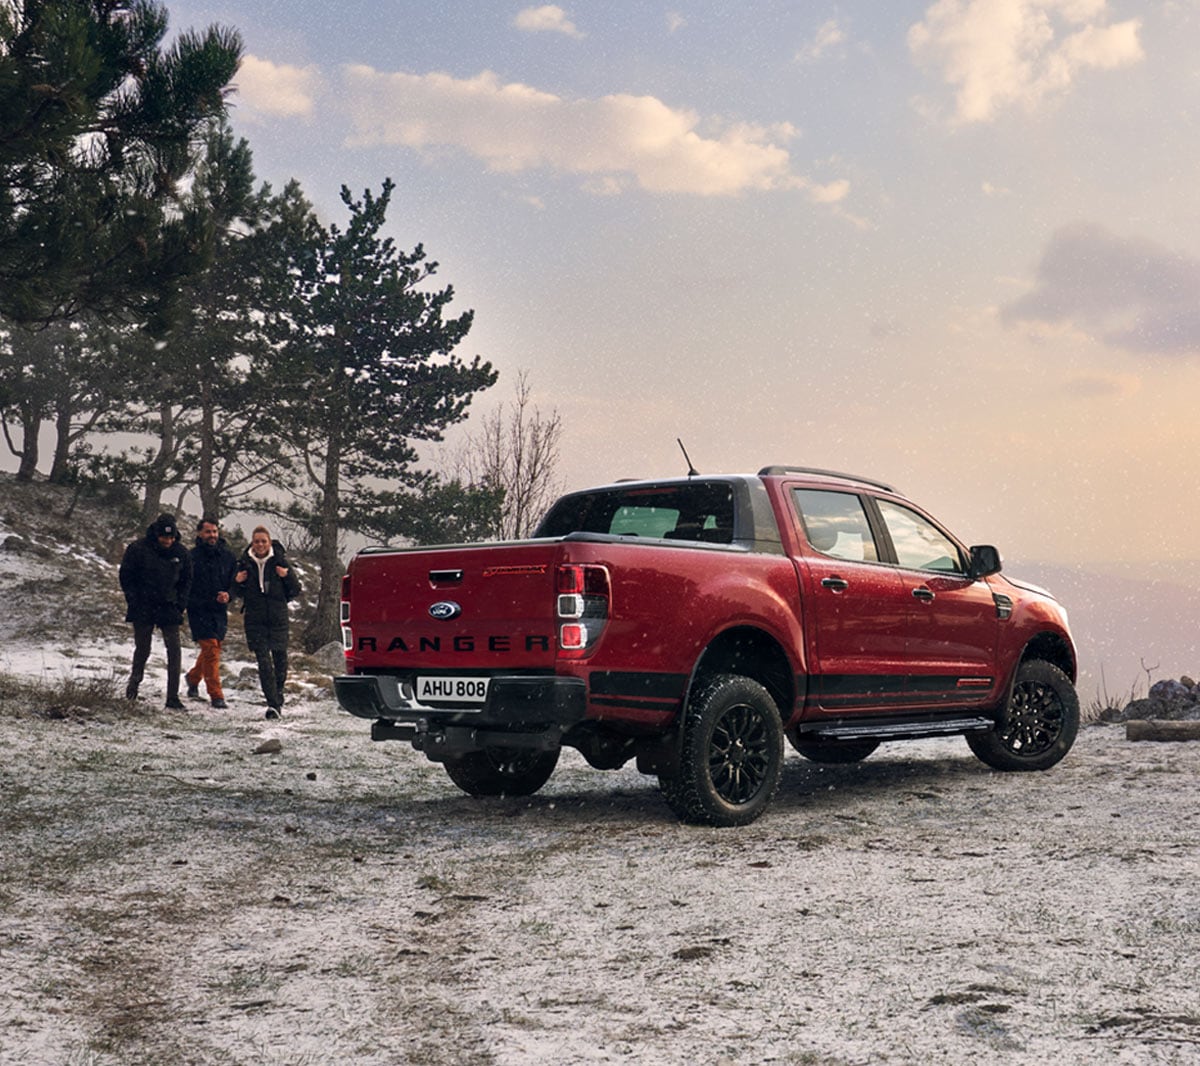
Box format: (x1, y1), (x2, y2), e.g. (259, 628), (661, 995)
(536, 482), (736, 543)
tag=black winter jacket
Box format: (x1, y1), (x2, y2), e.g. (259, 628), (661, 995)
(187, 537), (238, 641)
(119, 529), (192, 627)
(234, 540), (301, 652)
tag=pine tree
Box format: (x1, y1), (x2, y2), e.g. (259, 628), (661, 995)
(0, 0), (242, 326)
(267, 179), (497, 650)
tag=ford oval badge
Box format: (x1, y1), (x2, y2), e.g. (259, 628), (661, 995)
(428, 601), (462, 620)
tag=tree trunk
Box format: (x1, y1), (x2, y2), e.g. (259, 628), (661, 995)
(49, 400), (72, 483)
(1125, 719), (1200, 742)
(139, 401), (175, 526)
(197, 373), (218, 519)
(303, 437), (343, 653)
(50, 382), (105, 485)
(15, 402), (40, 481)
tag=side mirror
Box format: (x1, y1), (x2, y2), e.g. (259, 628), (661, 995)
(967, 545), (1002, 579)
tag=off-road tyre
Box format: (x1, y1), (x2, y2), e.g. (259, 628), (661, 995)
(967, 659), (1079, 772)
(443, 746), (560, 797)
(787, 732), (880, 764)
(659, 673), (784, 827)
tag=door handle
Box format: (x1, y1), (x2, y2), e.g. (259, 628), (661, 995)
(821, 577), (849, 591)
(912, 587), (935, 601)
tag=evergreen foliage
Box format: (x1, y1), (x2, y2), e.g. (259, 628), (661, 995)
(2, 9), (550, 618)
(264, 179), (497, 649)
(77, 125), (300, 524)
(0, 0), (242, 326)
(0, 316), (128, 483)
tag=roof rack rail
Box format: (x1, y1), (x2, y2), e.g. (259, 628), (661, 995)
(757, 465), (896, 493)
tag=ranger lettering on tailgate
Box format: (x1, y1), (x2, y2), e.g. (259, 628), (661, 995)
(355, 634), (553, 653)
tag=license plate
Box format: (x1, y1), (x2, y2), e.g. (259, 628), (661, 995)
(416, 675), (490, 704)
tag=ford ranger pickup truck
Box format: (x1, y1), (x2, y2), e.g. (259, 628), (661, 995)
(334, 466), (1078, 826)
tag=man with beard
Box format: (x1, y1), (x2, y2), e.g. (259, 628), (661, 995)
(119, 514), (192, 709)
(184, 517), (237, 709)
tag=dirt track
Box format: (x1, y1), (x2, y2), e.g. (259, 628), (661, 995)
(2, 699), (1199, 1065)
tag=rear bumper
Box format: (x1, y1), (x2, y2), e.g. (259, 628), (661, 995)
(334, 673), (587, 727)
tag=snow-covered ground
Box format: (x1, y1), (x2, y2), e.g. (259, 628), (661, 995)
(2, 478), (1199, 1063)
(2, 656), (1199, 1064)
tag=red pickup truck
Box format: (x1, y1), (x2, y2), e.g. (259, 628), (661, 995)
(334, 466), (1078, 826)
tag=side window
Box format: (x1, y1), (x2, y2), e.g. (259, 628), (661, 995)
(877, 500), (964, 574)
(792, 489), (879, 563)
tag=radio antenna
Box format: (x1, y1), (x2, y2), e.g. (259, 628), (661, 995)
(677, 438), (700, 477)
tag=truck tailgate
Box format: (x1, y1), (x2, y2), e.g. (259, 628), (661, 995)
(345, 542), (562, 671)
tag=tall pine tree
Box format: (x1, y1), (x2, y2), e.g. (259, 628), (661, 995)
(268, 180), (497, 650)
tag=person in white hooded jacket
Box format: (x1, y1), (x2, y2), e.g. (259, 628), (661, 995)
(233, 525), (301, 719)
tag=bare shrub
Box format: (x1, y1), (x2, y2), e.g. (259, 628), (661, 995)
(0, 670), (145, 721)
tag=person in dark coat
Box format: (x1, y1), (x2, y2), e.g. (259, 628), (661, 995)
(119, 513), (192, 709)
(184, 516), (238, 709)
(233, 524), (301, 719)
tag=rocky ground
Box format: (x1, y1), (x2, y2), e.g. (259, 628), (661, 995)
(2, 476), (1199, 1064)
(1100, 677), (1200, 723)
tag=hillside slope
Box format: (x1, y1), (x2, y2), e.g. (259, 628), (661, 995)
(0, 474), (330, 704)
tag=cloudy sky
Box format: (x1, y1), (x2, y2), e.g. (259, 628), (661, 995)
(165, 0), (1200, 573)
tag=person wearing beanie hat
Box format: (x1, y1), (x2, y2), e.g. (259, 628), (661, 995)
(119, 513), (193, 709)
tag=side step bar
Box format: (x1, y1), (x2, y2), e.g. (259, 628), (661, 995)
(802, 716), (995, 742)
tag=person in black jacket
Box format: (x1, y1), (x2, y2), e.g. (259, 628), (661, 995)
(119, 513), (192, 709)
(233, 525), (301, 719)
(184, 517), (238, 709)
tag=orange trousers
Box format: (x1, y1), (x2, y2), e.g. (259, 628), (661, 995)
(186, 638), (224, 700)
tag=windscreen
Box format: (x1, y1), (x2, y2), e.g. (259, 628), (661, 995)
(535, 482), (736, 543)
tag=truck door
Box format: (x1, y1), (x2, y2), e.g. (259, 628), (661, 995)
(790, 488), (910, 713)
(872, 498), (999, 707)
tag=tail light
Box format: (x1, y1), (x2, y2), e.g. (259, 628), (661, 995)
(340, 573), (352, 654)
(556, 564), (610, 658)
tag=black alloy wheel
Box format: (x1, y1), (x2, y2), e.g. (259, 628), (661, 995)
(967, 659), (1079, 772)
(660, 673), (784, 827)
(709, 701), (775, 804)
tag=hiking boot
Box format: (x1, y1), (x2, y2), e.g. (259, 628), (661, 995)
(165, 697), (185, 711)
(186, 683), (201, 699)
(210, 698), (228, 710)
(265, 707), (281, 720)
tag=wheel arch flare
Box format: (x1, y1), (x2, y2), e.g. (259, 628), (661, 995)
(688, 625), (799, 726)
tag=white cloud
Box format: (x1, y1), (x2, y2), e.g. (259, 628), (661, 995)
(797, 19), (847, 62)
(808, 178), (850, 204)
(666, 11), (687, 34)
(1002, 222), (1200, 355)
(342, 66), (834, 199)
(908, 0), (1143, 123)
(513, 5), (583, 38)
(234, 55), (320, 119)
